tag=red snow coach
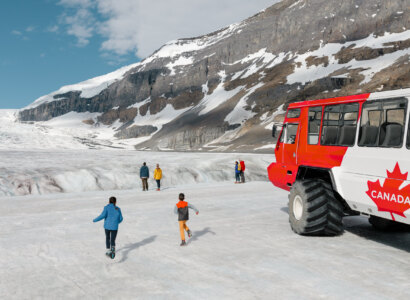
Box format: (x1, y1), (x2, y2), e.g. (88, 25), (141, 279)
(268, 89), (410, 235)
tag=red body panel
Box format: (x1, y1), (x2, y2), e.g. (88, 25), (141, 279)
(268, 93), (371, 191)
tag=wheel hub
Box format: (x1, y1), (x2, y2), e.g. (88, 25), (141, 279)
(293, 195), (303, 220)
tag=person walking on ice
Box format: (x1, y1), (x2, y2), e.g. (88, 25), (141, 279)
(140, 162), (149, 191)
(174, 193), (199, 246)
(154, 163), (162, 191)
(93, 196), (123, 259)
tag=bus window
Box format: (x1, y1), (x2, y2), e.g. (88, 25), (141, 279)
(358, 98), (407, 148)
(308, 106), (322, 145)
(321, 103), (359, 146)
(338, 103), (359, 146)
(285, 124), (299, 144)
(287, 109), (301, 119)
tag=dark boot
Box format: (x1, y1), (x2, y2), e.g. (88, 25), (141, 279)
(180, 240), (186, 246)
(187, 230), (192, 238)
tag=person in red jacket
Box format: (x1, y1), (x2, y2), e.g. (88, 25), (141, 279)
(174, 193), (199, 246)
(239, 160), (246, 183)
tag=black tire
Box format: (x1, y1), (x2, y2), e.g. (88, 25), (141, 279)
(288, 179), (344, 236)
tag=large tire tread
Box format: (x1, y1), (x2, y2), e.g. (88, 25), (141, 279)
(307, 198), (327, 212)
(288, 179), (344, 236)
(306, 209), (328, 222)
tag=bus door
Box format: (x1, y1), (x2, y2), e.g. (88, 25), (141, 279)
(282, 123), (299, 167)
(274, 121), (300, 189)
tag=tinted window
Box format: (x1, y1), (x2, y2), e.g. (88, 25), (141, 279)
(287, 108), (301, 118)
(321, 103), (359, 146)
(358, 97), (407, 148)
(279, 127), (284, 143)
(308, 106), (322, 145)
(285, 124), (299, 144)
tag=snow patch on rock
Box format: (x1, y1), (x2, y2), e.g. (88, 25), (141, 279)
(198, 71), (243, 116)
(287, 31), (410, 85)
(166, 56), (194, 76)
(225, 83), (264, 124)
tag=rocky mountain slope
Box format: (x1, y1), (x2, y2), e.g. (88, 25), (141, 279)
(19, 0), (410, 152)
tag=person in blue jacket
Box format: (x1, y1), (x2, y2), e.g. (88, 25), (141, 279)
(140, 162), (149, 191)
(93, 196), (123, 258)
(234, 161), (240, 183)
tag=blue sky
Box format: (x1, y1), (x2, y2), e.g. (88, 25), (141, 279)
(0, 0), (277, 109)
(0, 0), (136, 109)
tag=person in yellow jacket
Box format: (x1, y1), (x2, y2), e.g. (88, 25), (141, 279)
(154, 164), (163, 191)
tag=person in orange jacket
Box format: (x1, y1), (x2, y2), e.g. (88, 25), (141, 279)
(174, 193), (199, 246)
(154, 164), (162, 191)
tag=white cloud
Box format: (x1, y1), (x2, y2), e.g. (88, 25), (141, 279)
(58, 0), (93, 8)
(97, 0), (140, 55)
(11, 30), (22, 35)
(61, 7), (96, 46)
(57, 0), (279, 58)
(47, 25), (60, 33)
(26, 26), (35, 32)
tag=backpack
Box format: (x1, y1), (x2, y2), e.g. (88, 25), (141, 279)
(240, 160), (245, 171)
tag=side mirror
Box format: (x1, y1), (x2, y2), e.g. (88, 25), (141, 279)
(272, 125), (277, 137)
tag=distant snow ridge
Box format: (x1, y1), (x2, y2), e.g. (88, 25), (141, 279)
(24, 62), (141, 109)
(145, 23), (244, 62)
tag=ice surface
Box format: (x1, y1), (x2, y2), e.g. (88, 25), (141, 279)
(0, 150), (272, 197)
(0, 180), (409, 299)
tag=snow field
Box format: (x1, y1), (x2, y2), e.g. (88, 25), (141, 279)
(0, 110), (139, 151)
(1, 181), (409, 299)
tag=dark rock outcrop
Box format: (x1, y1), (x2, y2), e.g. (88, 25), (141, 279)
(114, 125), (158, 139)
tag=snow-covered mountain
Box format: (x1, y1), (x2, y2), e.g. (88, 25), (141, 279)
(18, 0), (410, 152)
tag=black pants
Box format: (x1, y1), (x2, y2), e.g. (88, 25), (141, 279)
(105, 229), (118, 249)
(156, 179), (161, 189)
